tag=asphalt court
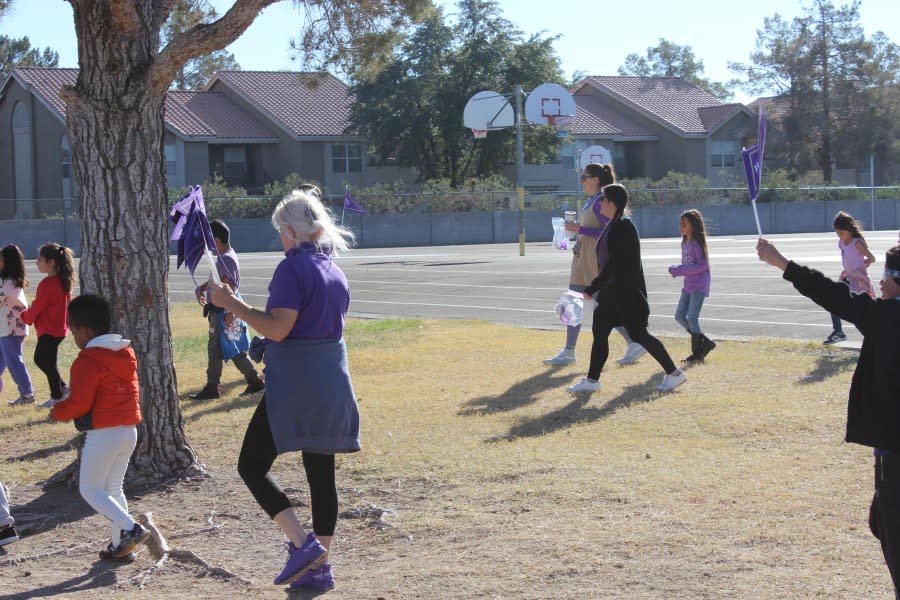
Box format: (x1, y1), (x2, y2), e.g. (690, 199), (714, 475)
(168, 230), (900, 345)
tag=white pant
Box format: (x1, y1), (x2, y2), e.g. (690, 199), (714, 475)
(79, 425), (137, 545)
(0, 482), (12, 528)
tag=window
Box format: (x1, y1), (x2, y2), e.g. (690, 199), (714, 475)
(60, 137), (71, 180)
(165, 143), (177, 181)
(332, 144), (363, 173)
(224, 146), (246, 180)
(711, 141), (738, 168)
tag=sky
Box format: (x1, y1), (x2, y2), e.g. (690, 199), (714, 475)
(4, 0), (900, 105)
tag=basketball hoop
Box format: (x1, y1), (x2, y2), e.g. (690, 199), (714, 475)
(471, 128), (488, 139)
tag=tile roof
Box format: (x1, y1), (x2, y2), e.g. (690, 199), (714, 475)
(207, 71), (352, 138)
(9, 67), (77, 120)
(581, 76), (724, 135)
(697, 103), (743, 132)
(571, 94), (656, 137)
(8, 67), (277, 141)
(166, 91), (277, 140)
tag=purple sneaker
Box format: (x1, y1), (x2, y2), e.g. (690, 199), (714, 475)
(291, 562), (334, 592)
(273, 532), (328, 585)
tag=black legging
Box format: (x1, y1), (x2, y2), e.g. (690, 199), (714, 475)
(237, 397), (338, 536)
(588, 309), (677, 380)
(34, 334), (66, 399)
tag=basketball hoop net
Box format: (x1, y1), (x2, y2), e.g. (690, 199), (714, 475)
(471, 128), (488, 139)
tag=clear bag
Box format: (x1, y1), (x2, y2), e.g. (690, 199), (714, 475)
(551, 217), (569, 250)
(554, 290), (584, 326)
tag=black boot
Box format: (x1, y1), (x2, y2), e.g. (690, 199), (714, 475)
(240, 377), (265, 396)
(188, 384), (220, 400)
(684, 333), (701, 363)
(697, 334), (717, 360)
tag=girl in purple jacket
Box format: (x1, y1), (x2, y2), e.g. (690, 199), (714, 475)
(668, 209), (715, 362)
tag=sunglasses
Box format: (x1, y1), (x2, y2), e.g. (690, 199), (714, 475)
(580, 174), (596, 181)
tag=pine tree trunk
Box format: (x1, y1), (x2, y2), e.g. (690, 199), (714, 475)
(61, 0), (205, 486)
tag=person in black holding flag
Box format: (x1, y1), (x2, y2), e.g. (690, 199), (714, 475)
(758, 238), (900, 599)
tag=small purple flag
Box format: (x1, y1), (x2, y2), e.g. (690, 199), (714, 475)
(343, 187), (368, 215)
(170, 186), (216, 277)
(742, 103), (767, 235)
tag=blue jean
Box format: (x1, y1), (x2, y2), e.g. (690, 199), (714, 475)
(0, 335), (33, 396)
(674, 291), (706, 334)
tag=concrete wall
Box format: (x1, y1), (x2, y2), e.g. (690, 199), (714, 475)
(5, 199), (898, 258)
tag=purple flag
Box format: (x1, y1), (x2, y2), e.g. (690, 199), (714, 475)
(170, 186), (216, 277)
(741, 103), (767, 202)
(344, 188), (368, 215)
(742, 103), (767, 236)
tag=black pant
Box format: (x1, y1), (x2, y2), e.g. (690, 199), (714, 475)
(870, 453), (900, 596)
(237, 397), (338, 536)
(34, 334), (66, 399)
(588, 308), (677, 380)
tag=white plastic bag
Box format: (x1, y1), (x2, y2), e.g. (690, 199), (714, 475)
(554, 290), (584, 326)
(551, 217), (569, 250)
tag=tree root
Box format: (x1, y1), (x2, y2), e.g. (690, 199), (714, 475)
(120, 511), (252, 590)
(0, 540), (98, 566)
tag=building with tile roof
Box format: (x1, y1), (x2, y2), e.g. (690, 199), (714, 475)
(1, 67), (760, 216)
(0, 67), (414, 218)
(554, 76), (756, 189)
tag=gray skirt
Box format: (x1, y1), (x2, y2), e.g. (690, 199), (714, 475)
(263, 337), (361, 455)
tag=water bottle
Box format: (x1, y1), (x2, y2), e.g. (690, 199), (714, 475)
(554, 290), (584, 326)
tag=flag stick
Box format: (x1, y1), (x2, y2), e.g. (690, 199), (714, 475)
(205, 248), (221, 285)
(751, 198), (763, 238)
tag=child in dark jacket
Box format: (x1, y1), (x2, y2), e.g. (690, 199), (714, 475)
(50, 294), (150, 561)
(757, 238), (900, 597)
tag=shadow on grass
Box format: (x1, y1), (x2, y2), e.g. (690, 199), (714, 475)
(182, 383), (262, 422)
(458, 369), (576, 416)
(0, 560), (122, 599)
(489, 374), (666, 442)
(6, 436), (80, 463)
(799, 351), (858, 385)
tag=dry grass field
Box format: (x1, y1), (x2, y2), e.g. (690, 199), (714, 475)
(0, 305), (894, 599)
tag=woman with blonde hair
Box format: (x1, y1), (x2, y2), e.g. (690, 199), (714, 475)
(210, 188), (359, 592)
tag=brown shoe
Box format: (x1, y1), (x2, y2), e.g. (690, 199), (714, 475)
(188, 385), (220, 400)
(239, 379), (265, 396)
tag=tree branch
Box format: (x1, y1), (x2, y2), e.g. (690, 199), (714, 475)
(151, 0), (282, 92)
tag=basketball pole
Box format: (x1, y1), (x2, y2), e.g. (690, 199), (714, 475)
(515, 85), (526, 257)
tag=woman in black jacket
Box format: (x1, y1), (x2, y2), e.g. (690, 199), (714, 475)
(567, 184), (686, 394)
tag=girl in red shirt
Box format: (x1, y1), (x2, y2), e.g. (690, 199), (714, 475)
(21, 243), (75, 408)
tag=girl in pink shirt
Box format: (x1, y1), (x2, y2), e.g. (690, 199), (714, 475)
(824, 211), (875, 345)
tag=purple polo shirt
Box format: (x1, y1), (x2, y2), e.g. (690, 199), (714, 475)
(265, 243), (350, 340)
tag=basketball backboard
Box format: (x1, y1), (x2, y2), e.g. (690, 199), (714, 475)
(524, 83), (577, 126)
(463, 91), (515, 130)
(579, 145), (613, 170)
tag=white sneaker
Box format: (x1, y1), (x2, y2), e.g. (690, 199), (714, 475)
(544, 348), (576, 366)
(566, 378), (601, 394)
(38, 398), (60, 409)
(657, 371), (687, 392)
(617, 343), (647, 366)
